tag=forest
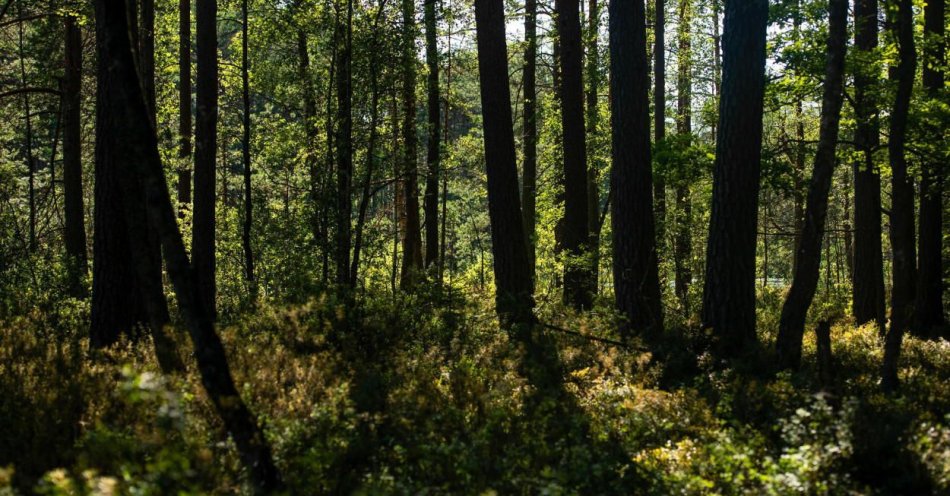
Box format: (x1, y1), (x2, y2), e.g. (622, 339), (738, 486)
(0, 0), (948, 493)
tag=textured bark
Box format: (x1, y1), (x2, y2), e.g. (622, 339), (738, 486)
(241, 0), (254, 294)
(423, 0), (441, 268)
(522, 0), (538, 281)
(915, 0), (945, 335)
(586, 0), (600, 292)
(335, 0), (353, 288)
(193, 0), (217, 318)
(673, 0), (692, 311)
(775, 0), (848, 370)
(556, 0), (592, 309)
(653, 0), (667, 245)
(400, 0), (423, 288)
(63, 15), (87, 291)
(851, 0), (886, 328)
(178, 0), (192, 212)
(882, 0), (917, 391)
(93, 2), (282, 487)
(700, 0), (768, 357)
(609, 0), (664, 339)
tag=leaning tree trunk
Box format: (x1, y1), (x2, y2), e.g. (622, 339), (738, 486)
(193, 0), (218, 318)
(609, 0), (664, 340)
(851, 0), (886, 329)
(63, 14), (88, 294)
(423, 0), (441, 269)
(775, 0), (848, 370)
(882, 0), (917, 392)
(700, 0), (769, 358)
(556, 0), (593, 309)
(93, 0), (282, 489)
(915, 0), (945, 336)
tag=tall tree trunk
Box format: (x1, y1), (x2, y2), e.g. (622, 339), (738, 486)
(400, 0), (423, 288)
(700, 0), (768, 357)
(299, 30), (320, 247)
(92, 2), (282, 487)
(775, 0), (848, 370)
(673, 0), (692, 312)
(141, 0), (156, 120)
(654, 0), (667, 247)
(178, 0), (192, 214)
(556, 0), (592, 309)
(609, 0), (664, 339)
(17, 1), (35, 252)
(423, 0), (441, 269)
(63, 14), (88, 293)
(193, 0), (217, 318)
(586, 0), (600, 292)
(852, 0), (886, 328)
(522, 0), (538, 282)
(711, 0), (720, 139)
(335, 0), (353, 289)
(915, 0), (945, 336)
(882, 0), (917, 391)
(241, 0), (255, 296)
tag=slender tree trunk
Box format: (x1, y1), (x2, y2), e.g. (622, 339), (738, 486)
(852, 0), (886, 328)
(700, 0), (769, 357)
(241, 0), (255, 297)
(522, 0), (538, 282)
(17, 1), (35, 253)
(141, 0), (156, 120)
(93, 2), (282, 487)
(609, 0), (664, 339)
(63, 14), (88, 292)
(423, 0), (441, 269)
(586, 0), (600, 292)
(400, 0), (423, 288)
(672, 0), (693, 312)
(299, 30), (320, 248)
(335, 0), (353, 289)
(654, 0), (667, 246)
(193, 0), (217, 318)
(711, 0), (720, 139)
(775, 0), (848, 370)
(915, 0), (945, 336)
(556, 0), (592, 309)
(178, 0), (192, 214)
(882, 0), (917, 391)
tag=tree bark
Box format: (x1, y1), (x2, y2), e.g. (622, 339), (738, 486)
(586, 0), (600, 292)
(16, 1), (35, 253)
(673, 0), (692, 311)
(851, 0), (886, 328)
(556, 0), (593, 309)
(775, 0), (848, 370)
(522, 0), (538, 282)
(423, 0), (441, 269)
(63, 14), (88, 293)
(400, 0), (423, 288)
(700, 0), (768, 357)
(609, 0), (664, 339)
(882, 0), (917, 391)
(178, 0), (192, 215)
(193, 0), (217, 318)
(335, 0), (353, 289)
(915, 0), (945, 336)
(241, 0), (255, 296)
(654, 0), (667, 246)
(92, 2), (282, 488)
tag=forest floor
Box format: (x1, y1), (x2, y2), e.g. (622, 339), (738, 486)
(1, 286), (948, 494)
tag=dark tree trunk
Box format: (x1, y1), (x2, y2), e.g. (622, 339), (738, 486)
(609, 0), (664, 339)
(351, 32), (382, 287)
(140, 0), (156, 120)
(178, 0), (192, 214)
(882, 0), (917, 391)
(852, 0), (886, 328)
(193, 0), (217, 318)
(654, 0), (667, 245)
(915, 0), (945, 336)
(423, 0), (441, 269)
(92, 2), (282, 488)
(711, 0), (720, 138)
(700, 0), (768, 357)
(586, 0), (600, 292)
(400, 0), (423, 288)
(16, 1), (35, 252)
(775, 0), (849, 370)
(556, 0), (592, 309)
(241, 0), (254, 296)
(673, 0), (692, 311)
(522, 0), (538, 281)
(63, 14), (87, 292)
(335, 0), (353, 289)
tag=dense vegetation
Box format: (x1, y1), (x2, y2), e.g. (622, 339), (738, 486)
(0, 0), (947, 493)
